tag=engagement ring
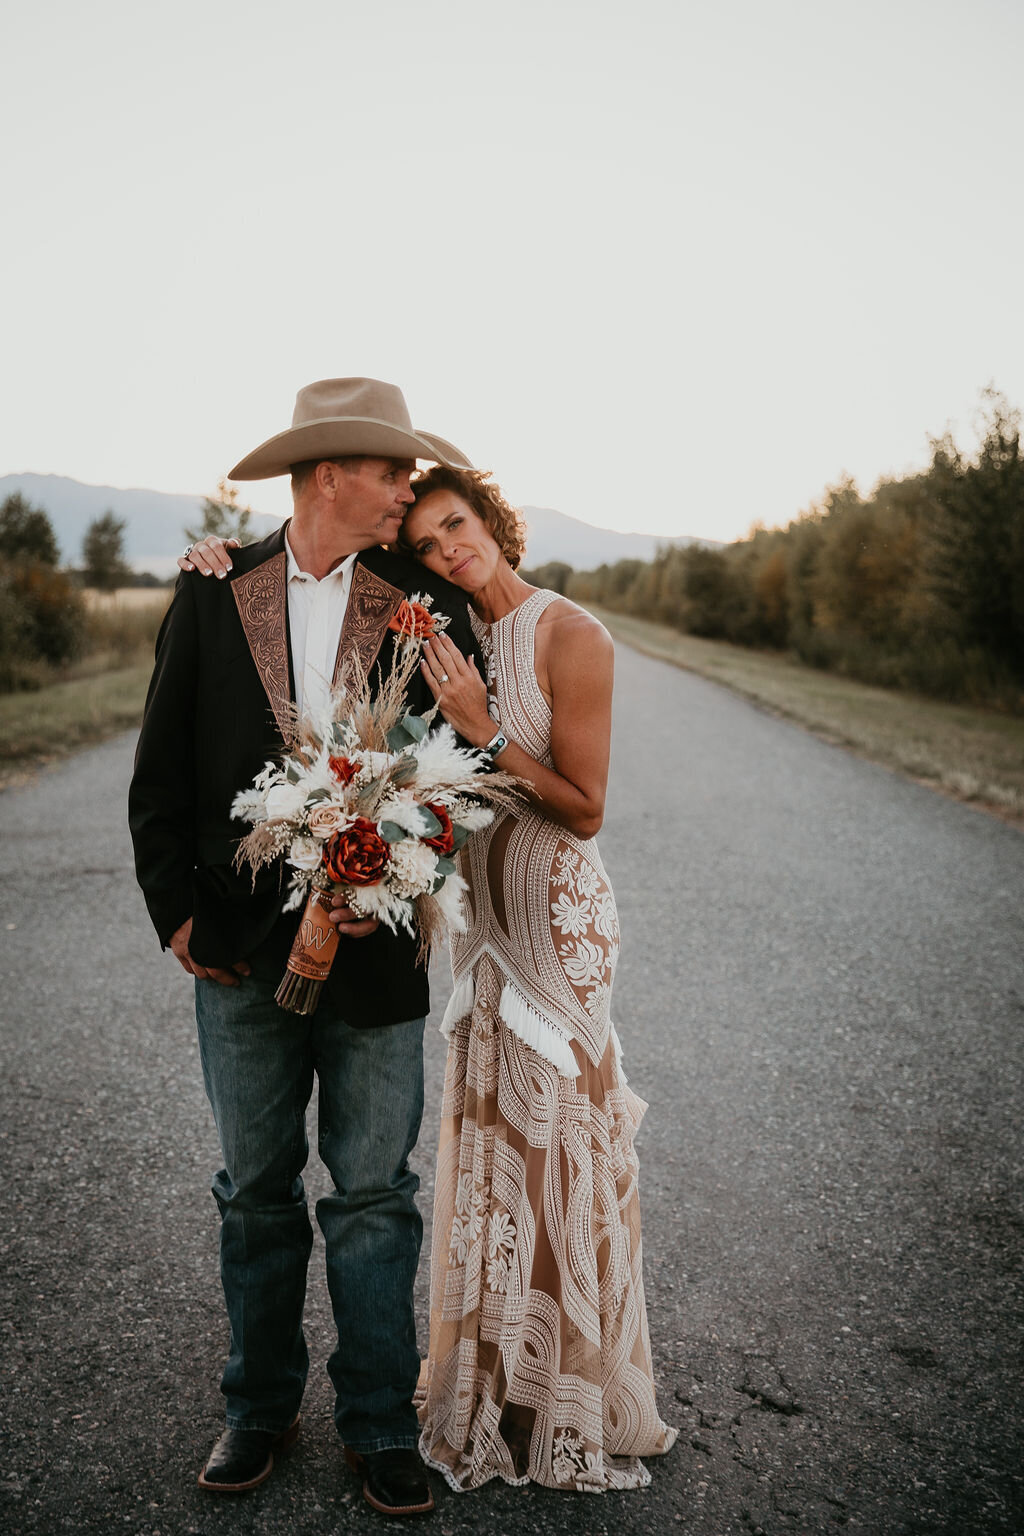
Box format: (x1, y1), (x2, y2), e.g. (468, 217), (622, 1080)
(440, 673), (450, 684)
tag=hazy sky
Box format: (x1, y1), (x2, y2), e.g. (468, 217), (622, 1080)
(3, 0), (1022, 542)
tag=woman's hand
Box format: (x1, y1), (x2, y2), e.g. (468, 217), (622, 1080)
(420, 632), (493, 747)
(180, 535), (240, 578)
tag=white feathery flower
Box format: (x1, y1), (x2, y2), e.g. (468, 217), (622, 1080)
(230, 788), (268, 823)
(360, 750), (395, 782)
(431, 870), (469, 933)
(346, 882), (416, 936)
(451, 802), (495, 832)
(281, 875), (309, 913)
(411, 723), (485, 791)
(376, 794), (432, 838)
(264, 782), (308, 822)
(302, 744), (343, 795)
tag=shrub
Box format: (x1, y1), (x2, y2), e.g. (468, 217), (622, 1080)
(0, 562), (85, 690)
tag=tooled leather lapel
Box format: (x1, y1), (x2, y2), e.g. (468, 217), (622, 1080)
(332, 560), (405, 689)
(231, 551), (293, 740)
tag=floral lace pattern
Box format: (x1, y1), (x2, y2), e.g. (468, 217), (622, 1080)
(419, 592), (676, 1493)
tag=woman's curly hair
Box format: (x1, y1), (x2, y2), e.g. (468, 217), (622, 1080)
(403, 464), (528, 571)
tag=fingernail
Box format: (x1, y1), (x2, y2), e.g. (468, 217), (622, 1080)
(202, 568), (211, 576)
(226, 563), (233, 572)
(216, 570), (226, 579)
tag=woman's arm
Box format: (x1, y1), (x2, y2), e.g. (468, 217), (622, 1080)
(421, 605), (614, 839)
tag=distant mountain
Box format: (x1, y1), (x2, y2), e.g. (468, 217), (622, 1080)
(0, 473), (270, 579)
(518, 505), (720, 570)
(0, 473), (720, 578)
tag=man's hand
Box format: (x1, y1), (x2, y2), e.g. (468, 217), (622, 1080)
(169, 918), (252, 986)
(328, 898), (379, 939)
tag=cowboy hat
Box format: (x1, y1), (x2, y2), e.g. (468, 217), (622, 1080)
(228, 377), (474, 480)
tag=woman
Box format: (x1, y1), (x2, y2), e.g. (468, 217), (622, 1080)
(181, 468), (676, 1493)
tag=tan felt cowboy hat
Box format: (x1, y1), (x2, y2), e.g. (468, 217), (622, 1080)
(228, 377), (474, 480)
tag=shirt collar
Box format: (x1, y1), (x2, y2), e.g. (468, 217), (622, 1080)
(284, 529), (359, 585)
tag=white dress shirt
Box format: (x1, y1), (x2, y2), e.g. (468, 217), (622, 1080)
(284, 531), (358, 720)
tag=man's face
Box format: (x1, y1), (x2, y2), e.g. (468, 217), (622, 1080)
(330, 457), (416, 545)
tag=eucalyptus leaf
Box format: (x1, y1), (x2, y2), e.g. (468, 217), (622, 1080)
(418, 807), (443, 837)
(305, 788), (332, 804)
(386, 723), (415, 751)
(434, 856), (456, 877)
(401, 712), (429, 742)
(451, 824), (471, 852)
(285, 764), (300, 783)
(355, 779), (382, 814)
(379, 822), (409, 844)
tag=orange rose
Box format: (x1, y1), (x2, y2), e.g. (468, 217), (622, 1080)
(328, 754), (359, 785)
(388, 600), (436, 639)
(323, 818), (390, 886)
(423, 802), (455, 855)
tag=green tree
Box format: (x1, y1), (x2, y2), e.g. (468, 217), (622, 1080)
(82, 510), (131, 591)
(924, 389), (1024, 678)
(0, 492), (60, 565)
(186, 480), (255, 546)
(520, 560), (573, 594)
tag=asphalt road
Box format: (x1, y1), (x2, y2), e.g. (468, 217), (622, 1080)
(1, 642), (1022, 1536)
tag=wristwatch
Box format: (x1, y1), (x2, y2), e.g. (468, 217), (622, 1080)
(482, 728), (509, 760)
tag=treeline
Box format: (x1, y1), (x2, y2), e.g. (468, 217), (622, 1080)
(0, 481), (255, 693)
(525, 390), (1024, 709)
(0, 493), (146, 691)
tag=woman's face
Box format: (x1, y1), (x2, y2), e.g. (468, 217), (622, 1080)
(403, 489), (503, 593)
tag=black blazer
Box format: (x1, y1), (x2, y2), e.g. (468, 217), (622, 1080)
(128, 525), (482, 1027)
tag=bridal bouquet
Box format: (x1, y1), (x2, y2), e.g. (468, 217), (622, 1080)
(230, 596), (516, 1015)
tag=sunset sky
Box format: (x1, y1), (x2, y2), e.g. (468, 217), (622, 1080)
(2, 0), (1022, 543)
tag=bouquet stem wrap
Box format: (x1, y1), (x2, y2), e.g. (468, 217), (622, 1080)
(275, 888), (340, 1015)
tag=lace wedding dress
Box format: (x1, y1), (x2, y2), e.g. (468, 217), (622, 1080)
(418, 590), (677, 1492)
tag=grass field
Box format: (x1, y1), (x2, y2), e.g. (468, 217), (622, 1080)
(0, 662), (155, 781)
(590, 606), (1024, 823)
(0, 588), (169, 784)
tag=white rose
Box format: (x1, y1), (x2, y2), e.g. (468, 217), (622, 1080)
(264, 782), (307, 822)
(287, 836), (323, 871)
(308, 803), (349, 839)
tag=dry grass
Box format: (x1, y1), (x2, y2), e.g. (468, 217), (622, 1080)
(0, 663), (154, 783)
(591, 606), (1024, 824)
(82, 587), (172, 613)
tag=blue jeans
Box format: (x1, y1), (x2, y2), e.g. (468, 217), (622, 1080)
(194, 958), (425, 1452)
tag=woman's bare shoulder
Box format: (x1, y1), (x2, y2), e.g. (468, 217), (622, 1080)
(536, 595), (613, 653)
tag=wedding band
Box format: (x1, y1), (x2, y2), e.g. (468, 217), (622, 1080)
(440, 673), (450, 684)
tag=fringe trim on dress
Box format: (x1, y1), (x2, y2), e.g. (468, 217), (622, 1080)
(498, 980), (579, 1078)
(439, 970), (476, 1038)
(610, 1022), (627, 1083)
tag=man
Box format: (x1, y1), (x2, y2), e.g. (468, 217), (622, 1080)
(129, 378), (482, 1518)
